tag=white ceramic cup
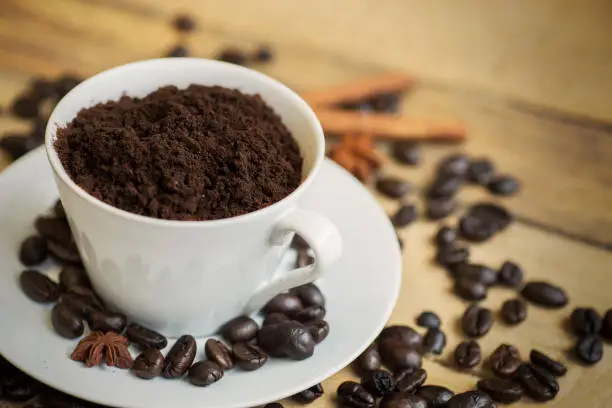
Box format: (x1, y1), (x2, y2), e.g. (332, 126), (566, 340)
(45, 58), (342, 337)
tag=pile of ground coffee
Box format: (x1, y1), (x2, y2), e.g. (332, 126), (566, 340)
(54, 85), (303, 221)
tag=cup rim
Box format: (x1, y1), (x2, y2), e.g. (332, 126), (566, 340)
(45, 58), (325, 228)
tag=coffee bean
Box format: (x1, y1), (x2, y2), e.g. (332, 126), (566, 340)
(458, 215), (496, 242)
(370, 93), (401, 113)
(521, 281), (568, 308)
(48, 240), (82, 264)
(58, 266), (90, 292)
(54, 74), (82, 98)
(571, 307), (602, 335)
(361, 369), (395, 397)
(18, 235), (48, 266)
(86, 310), (127, 333)
(395, 368), (427, 393)
(497, 261), (523, 288)
(391, 204), (417, 227)
(162, 335), (197, 378)
(263, 293), (304, 316)
(379, 339), (422, 372)
(453, 263), (497, 286)
(490, 344), (521, 378)
(290, 283), (325, 307)
(58, 293), (100, 319)
(308, 320), (330, 343)
(376, 176), (412, 199)
(34, 216), (72, 244)
(337, 381), (376, 408)
(232, 342), (268, 371)
(378, 325), (422, 348)
(0, 354), (19, 376)
(54, 199), (67, 218)
(188, 360), (223, 387)
(264, 404), (284, 408)
(435, 226), (457, 247)
(221, 316), (259, 343)
(131, 348), (165, 379)
(468, 158), (495, 185)
(295, 249), (314, 268)
(476, 378), (523, 404)
(11, 94), (40, 119)
(422, 328), (446, 355)
(428, 173), (464, 198)
(488, 175), (520, 196)
(380, 394), (428, 408)
(454, 340), (481, 369)
(126, 323), (168, 349)
(64, 285), (103, 311)
(601, 309), (612, 341)
(0, 134), (39, 160)
(392, 142), (420, 166)
(416, 311), (441, 329)
(437, 154), (470, 177)
(51, 302), (84, 339)
(253, 44), (274, 63)
(454, 279), (487, 302)
(356, 344), (382, 374)
(1, 373), (40, 402)
(257, 320), (315, 360)
(19, 270), (59, 303)
(293, 305), (326, 323)
(292, 383), (324, 403)
(447, 391), (495, 408)
(500, 299), (527, 325)
(217, 48), (249, 65)
(529, 349), (567, 377)
(426, 197), (457, 220)
(417, 385), (455, 408)
(436, 244), (469, 267)
(166, 45), (189, 58)
(467, 202), (514, 231)
(263, 312), (290, 326)
(515, 363), (559, 401)
(574, 334), (603, 365)
(462, 305), (493, 338)
(173, 14), (197, 32)
(205, 339), (234, 370)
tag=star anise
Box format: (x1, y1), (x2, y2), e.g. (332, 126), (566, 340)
(71, 331), (133, 369)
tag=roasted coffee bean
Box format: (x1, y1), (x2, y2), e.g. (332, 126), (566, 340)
(289, 283), (325, 307)
(263, 312), (290, 326)
(356, 344), (382, 374)
(232, 342), (268, 371)
(417, 385), (454, 408)
(65, 285), (103, 310)
(1, 373), (40, 402)
(370, 93), (401, 113)
(497, 261), (523, 288)
(574, 334), (603, 365)
(435, 226), (457, 247)
(126, 323), (168, 349)
(500, 299), (527, 325)
(454, 279), (487, 302)
(488, 175), (520, 196)
(426, 197), (457, 220)
(394, 368), (427, 393)
(416, 311), (441, 329)
(293, 305), (326, 323)
(0, 354), (18, 376)
(378, 325), (422, 348)
(428, 173), (464, 198)
(391, 204), (417, 227)
(173, 14), (197, 32)
(380, 394), (428, 408)
(188, 361), (224, 387)
(490, 344), (521, 378)
(291, 234), (309, 250)
(221, 316), (259, 343)
(437, 154), (470, 177)
(477, 378), (523, 404)
(515, 363), (559, 401)
(376, 177), (412, 199)
(11, 94), (40, 119)
(163, 335), (197, 378)
(435, 244), (469, 267)
(422, 328), (446, 355)
(166, 45), (189, 58)
(361, 369), (395, 397)
(263, 293), (304, 315)
(529, 349), (567, 377)
(308, 319), (330, 343)
(253, 44), (274, 63)
(392, 142), (420, 166)
(458, 215), (497, 242)
(295, 249), (314, 268)
(86, 310), (127, 333)
(601, 309), (612, 341)
(379, 339), (422, 372)
(521, 281), (568, 308)
(54, 74), (82, 97)
(19, 235), (48, 266)
(217, 48), (249, 65)
(447, 391), (495, 408)
(337, 381), (375, 408)
(468, 158), (495, 185)
(264, 404), (284, 408)
(462, 305), (493, 338)
(54, 199), (67, 218)
(453, 263), (497, 286)
(58, 266), (90, 292)
(454, 340), (481, 369)
(0, 134), (39, 160)
(467, 202), (513, 231)
(131, 348), (165, 379)
(571, 307), (602, 335)
(292, 383), (324, 403)
(205, 339), (234, 370)
(19, 269), (59, 303)
(48, 240), (82, 264)
(34, 216), (72, 244)
(257, 320), (315, 360)
(51, 301), (84, 339)
(58, 293), (100, 319)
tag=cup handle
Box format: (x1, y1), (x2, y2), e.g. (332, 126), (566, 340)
(244, 208), (342, 314)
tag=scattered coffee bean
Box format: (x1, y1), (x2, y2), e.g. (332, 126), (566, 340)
(0, 134), (39, 161)
(435, 226), (456, 247)
(51, 302), (84, 339)
(488, 175), (520, 196)
(264, 404), (284, 408)
(467, 158), (495, 185)
(292, 383), (324, 403)
(521, 281), (568, 308)
(392, 142), (420, 166)
(417, 385), (455, 408)
(500, 299), (527, 325)
(55, 74), (82, 97)
(454, 340), (481, 369)
(337, 381), (375, 408)
(391, 204), (417, 227)
(477, 378), (523, 404)
(376, 176), (412, 199)
(293, 305), (326, 323)
(361, 369), (395, 397)
(10, 94), (40, 119)
(204, 339), (234, 370)
(64, 285), (103, 311)
(574, 334), (603, 365)
(467, 202), (514, 231)
(356, 344), (382, 374)
(458, 215), (497, 242)
(490, 344), (522, 378)
(380, 394), (428, 408)
(497, 261), (523, 288)
(447, 391), (495, 408)
(34, 216), (72, 244)
(453, 263), (497, 286)
(428, 173), (464, 198)
(54, 199), (67, 218)
(462, 305), (493, 338)
(162, 335), (197, 378)
(426, 197), (457, 220)
(370, 93), (401, 113)
(263, 312), (290, 326)
(263, 293), (304, 316)
(395, 368), (427, 393)
(422, 328), (446, 355)
(379, 339), (422, 372)
(217, 48), (248, 65)
(571, 307), (602, 335)
(253, 44), (274, 63)
(308, 320), (330, 343)
(437, 154), (470, 177)
(416, 311), (441, 329)
(58, 266), (90, 292)
(86, 310), (127, 333)
(166, 45), (189, 58)
(454, 279), (487, 302)
(47, 240), (82, 264)
(126, 323), (168, 349)
(378, 325), (422, 348)
(19, 269), (59, 303)
(221, 316), (259, 343)
(436, 244), (469, 267)
(173, 14), (197, 32)
(58, 292), (100, 319)
(290, 283), (325, 307)
(232, 342), (268, 371)
(18, 235), (48, 266)
(131, 348), (165, 379)
(188, 361), (224, 387)
(1, 373), (40, 402)
(515, 363), (559, 401)
(529, 349), (567, 377)
(257, 320), (315, 360)
(601, 309), (612, 341)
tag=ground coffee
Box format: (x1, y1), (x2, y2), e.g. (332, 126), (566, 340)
(55, 85), (303, 221)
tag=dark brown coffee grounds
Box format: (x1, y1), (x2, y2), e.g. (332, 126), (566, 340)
(54, 85), (303, 221)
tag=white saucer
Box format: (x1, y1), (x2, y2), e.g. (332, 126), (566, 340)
(0, 148), (401, 408)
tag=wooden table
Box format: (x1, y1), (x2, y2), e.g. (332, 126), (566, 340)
(1, 1), (611, 407)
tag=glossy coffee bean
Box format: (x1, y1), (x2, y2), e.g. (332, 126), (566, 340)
(515, 363), (559, 401)
(378, 325), (422, 348)
(454, 279), (487, 302)
(217, 48), (248, 65)
(263, 312), (290, 327)
(417, 385), (455, 408)
(462, 305), (493, 338)
(379, 339), (422, 372)
(466, 202), (514, 231)
(490, 344), (522, 378)
(34, 216), (72, 243)
(458, 215), (497, 242)
(58, 293), (100, 319)
(477, 378), (523, 404)
(131, 348), (165, 379)
(48, 240), (82, 264)
(166, 45), (190, 58)
(529, 349), (567, 377)
(51, 301), (84, 339)
(263, 293), (304, 315)
(162, 335), (197, 378)
(126, 323), (167, 350)
(488, 175), (520, 196)
(58, 266), (90, 292)
(437, 154), (470, 177)
(337, 381), (375, 408)
(427, 173), (464, 198)
(232, 342), (268, 371)
(1, 373), (40, 402)
(422, 328), (446, 355)
(376, 176), (412, 199)
(289, 283), (325, 307)
(574, 335), (603, 365)
(500, 299), (527, 325)
(221, 316), (259, 343)
(293, 305), (326, 323)
(392, 142), (420, 166)
(447, 391), (495, 408)
(188, 360), (224, 387)
(454, 340), (481, 369)
(435, 226), (457, 247)
(380, 394), (428, 408)
(521, 281), (568, 308)
(571, 307), (602, 335)
(467, 158), (495, 185)
(601, 309), (612, 341)
(356, 344), (382, 374)
(19, 235), (48, 266)
(453, 263), (497, 286)
(292, 383), (324, 403)
(394, 368), (427, 393)
(426, 197), (457, 220)
(497, 261), (523, 288)
(253, 44), (274, 63)
(416, 311), (441, 329)
(19, 269), (59, 303)
(86, 310), (127, 333)
(391, 204), (417, 227)
(436, 244), (469, 267)
(308, 319), (330, 343)
(370, 93), (401, 113)
(257, 321), (315, 360)
(204, 339), (234, 370)
(361, 369), (395, 397)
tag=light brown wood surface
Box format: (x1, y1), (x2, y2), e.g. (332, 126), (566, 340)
(0, 1), (611, 407)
